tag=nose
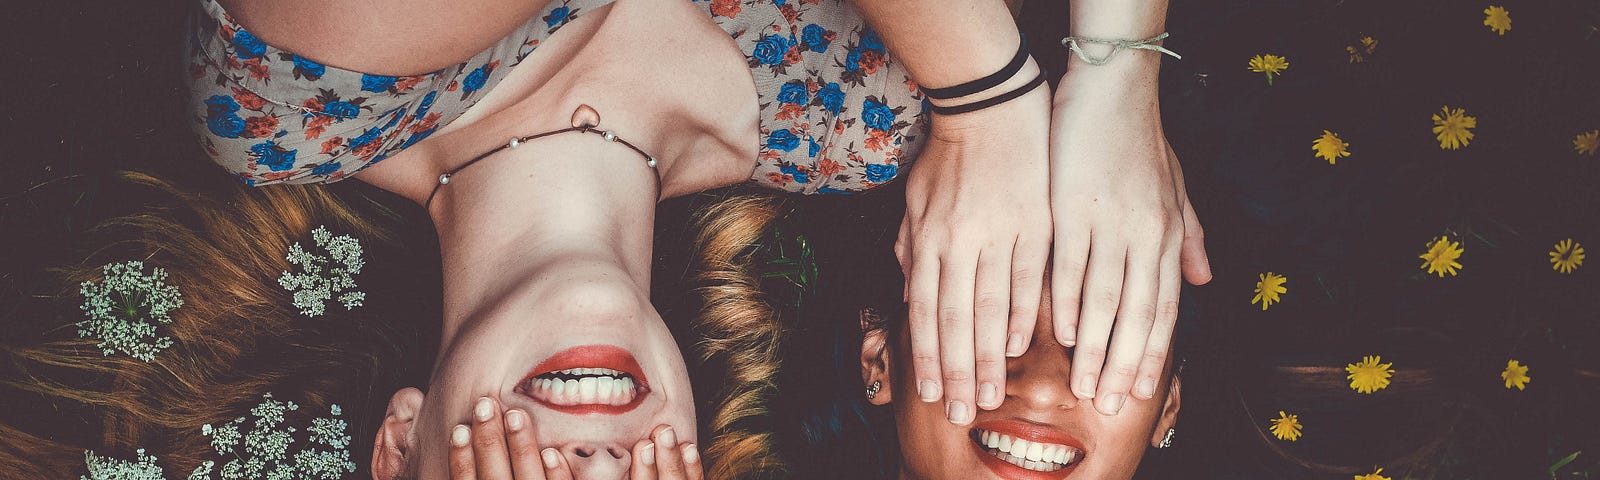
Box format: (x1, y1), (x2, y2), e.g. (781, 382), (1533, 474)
(561, 444), (632, 480)
(1005, 315), (1080, 411)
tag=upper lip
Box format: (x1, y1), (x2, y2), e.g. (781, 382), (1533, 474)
(513, 345), (651, 415)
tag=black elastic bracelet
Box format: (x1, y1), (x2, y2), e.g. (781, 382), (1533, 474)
(927, 74), (1045, 116)
(920, 34), (1029, 100)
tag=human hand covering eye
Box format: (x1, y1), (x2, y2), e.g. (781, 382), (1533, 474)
(895, 78), (1054, 426)
(1047, 69), (1211, 417)
(447, 397), (703, 479)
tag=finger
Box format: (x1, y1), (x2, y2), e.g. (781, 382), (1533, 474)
(1071, 241), (1125, 401)
(630, 439), (658, 480)
(470, 397), (514, 479)
(540, 448), (573, 480)
(1050, 229), (1091, 348)
(681, 443), (704, 480)
(1178, 200), (1212, 285)
(906, 249), (944, 404)
(652, 426), (689, 479)
(897, 218), (913, 301)
(449, 424), (477, 480)
(1095, 247), (1160, 416)
(504, 409), (546, 480)
(973, 245), (1014, 410)
(1134, 249), (1182, 401)
(1008, 233), (1049, 357)
(937, 250), (980, 425)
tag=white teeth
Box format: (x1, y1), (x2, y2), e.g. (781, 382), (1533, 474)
(596, 377), (615, 402)
(974, 429), (1083, 471)
(578, 377), (598, 403)
(552, 379), (567, 396)
(529, 370), (640, 406)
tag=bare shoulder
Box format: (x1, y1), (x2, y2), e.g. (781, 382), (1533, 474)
(216, 0), (554, 76)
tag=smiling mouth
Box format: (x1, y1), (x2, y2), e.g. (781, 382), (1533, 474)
(970, 428), (1085, 474)
(515, 345), (651, 415)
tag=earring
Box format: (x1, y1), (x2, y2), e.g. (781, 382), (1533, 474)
(1158, 427), (1176, 449)
(865, 380), (882, 400)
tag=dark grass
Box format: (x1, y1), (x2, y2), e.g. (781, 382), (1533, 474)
(3, 0), (1599, 479)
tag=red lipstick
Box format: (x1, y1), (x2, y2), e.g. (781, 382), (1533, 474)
(970, 420), (1086, 480)
(515, 345), (650, 415)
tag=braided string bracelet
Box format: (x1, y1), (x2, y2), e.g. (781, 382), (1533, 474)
(1061, 32), (1182, 66)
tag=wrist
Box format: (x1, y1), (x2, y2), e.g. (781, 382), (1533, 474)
(1055, 55), (1160, 107)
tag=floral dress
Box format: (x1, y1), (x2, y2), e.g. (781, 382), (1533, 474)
(185, 0), (928, 193)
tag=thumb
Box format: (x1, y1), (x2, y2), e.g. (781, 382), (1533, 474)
(1179, 200), (1212, 285)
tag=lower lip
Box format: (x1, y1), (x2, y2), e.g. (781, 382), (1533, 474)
(971, 441), (1079, 480)
(519, 345), (650, 415)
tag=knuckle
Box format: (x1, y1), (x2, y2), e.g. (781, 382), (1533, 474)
(974, 356), (1006, 371)
(974, 293), (1008, 316)
(1009, 304), (1037, 323)
(943, 370), (974, 384)
(1078, 346), (1107, 361)
(913, 353), (941, 368)
(1108, 362), (1140, 377)
(907, 300), (936, 322)
(938, 305), (970, 326)
(1158, 299), (1181, 321)
(1144, 349), (1169, 366)
(1011, 266), (1042, 285)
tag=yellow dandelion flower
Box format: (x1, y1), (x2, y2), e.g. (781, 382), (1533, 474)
(1346, 355), (1395, 394)
(1575, 130), (1599, 156)
(1252, 272), (1288, 310)
(1484, 6), (1512, 35)
(1269, 411), (1303, 441)
(1313, 130), (1352, 164)
(1549, 238), (1585, 274)
(1501, 359), (1531, 390)
(1431, 106), (1477, 150)
(1248, 54), (1290, 86)
(1347, 36), (1378, 63)
(1419, 236), (1465, 277)
(1355, 467), (1393, 480)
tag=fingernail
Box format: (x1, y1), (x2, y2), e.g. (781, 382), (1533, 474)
(541, 448), (561, 469)
(978, 382), (999, 408)
(451, 425), (470, 447)
(918, 380), (940, 402)
(683, 443), (700, 464)
(1058, 334), (1076, 348)
(1006, 333), (1025, 357)
(1075, 374), (1098, 399)
(946, 400), (970, 424)
(1099, 393), (1126, 415)
(505, 409), (525, 431)
(641, 442), (656, 465)
(474, 397), (494, 422)
(658, 426), (677, 446)
(1135, 378), (1157, 399)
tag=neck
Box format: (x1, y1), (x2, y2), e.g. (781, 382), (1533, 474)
(429, 132), (658, 337)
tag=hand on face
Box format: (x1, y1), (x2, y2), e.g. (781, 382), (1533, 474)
(448, 397), (703, 480)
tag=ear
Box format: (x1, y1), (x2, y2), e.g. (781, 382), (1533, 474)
(1148, 375), (1182, 448)
(859, 308), (893, 406)
(372, 387), (425, 480)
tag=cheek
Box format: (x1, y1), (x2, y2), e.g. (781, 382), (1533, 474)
(894, 400), (977, 478)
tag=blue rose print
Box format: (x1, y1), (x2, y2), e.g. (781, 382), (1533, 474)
(323, 100), (360, 120)
(310, 161), (342, 176)
(859, 28), (885, 53)
(463, 64), (491, 93)
(808, 137), (820, 157)
(414, 91), (438, 118)
(752, 35), (793, 66)
(845, 49), (861, 72)
(250, 141), (298, 171)
(777, 82), (809, 105)
(780, 164), (810, 183)
(231, 30), (266, 59)
(545, 6), (571, 27)
(349, 127), (384, 151)
(767, 129), (801, 151)
(862, 98), (895, 131)
(865, 162), (898, 183)
(361, 74), (397, 92)
(816, 82), (845, 115)
(802, 24), (830, 53)
(402, 128), (436, 149)
(292, 55), (325, 78)
(204, 95), (245, 138)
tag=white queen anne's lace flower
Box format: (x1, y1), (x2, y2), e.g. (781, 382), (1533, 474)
(199, 393), (355, 479)
(78, 261), (184, 362)
(277, 226), (366, 317)
(82, 449), (166, 480)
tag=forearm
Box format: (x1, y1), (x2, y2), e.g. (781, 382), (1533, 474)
(852, 0), (1024, 89)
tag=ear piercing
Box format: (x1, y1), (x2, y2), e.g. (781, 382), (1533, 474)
(865, 380), (882, 400)
(1158, 427), (1176, 449)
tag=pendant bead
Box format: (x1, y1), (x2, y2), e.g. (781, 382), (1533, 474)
(508, 137), (521, 148)
(646, 156), (658, 168)
(438, 173), (451, 185)
(602, 131), (618, 142)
